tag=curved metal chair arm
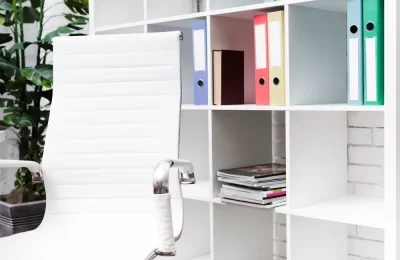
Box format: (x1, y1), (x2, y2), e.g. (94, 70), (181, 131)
(148, 159), (196, 259)
(0, 160), (43, 184)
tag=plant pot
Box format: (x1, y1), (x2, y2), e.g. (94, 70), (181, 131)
(0, 200), (45, 237)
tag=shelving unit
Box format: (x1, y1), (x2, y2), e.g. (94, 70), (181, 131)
(90, 0), (399, 259)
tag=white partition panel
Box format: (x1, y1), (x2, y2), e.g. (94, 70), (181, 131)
(288, 111), (347, 208)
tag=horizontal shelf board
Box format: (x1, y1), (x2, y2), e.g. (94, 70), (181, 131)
(96, 21), (146, 33)
(211, 104), (286, 111)
(289, 104), (385, 111)
(209, 0), (313, 19)
(275, 196), (384, 228)
(182, 180), (213, 202)
(181, 104), (210, 110)
(146, 12), (206, 28)
(96, 0), (347, 33)
(181, 104), (384, 112)
(191, 254), (210, 260)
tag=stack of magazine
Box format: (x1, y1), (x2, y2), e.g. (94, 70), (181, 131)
(218, 163), (286, 209)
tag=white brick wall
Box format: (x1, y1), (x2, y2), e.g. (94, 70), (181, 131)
(271, 111), (385, 260)
(347, 111), (384, 260)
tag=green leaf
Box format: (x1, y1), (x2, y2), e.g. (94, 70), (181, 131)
(0, 33), (12, 44)
(21, 65), (53, 87)
(19, 114), (35, 127)
(9, 42), (32, 54)
(69, 33), (86, 37)
(0, 57), (18, 77)
(5, 99), (14, 107)
(22, 6), (40, 23)
(4, 107), (22, 113)
(64, 0), (88, 15)
(67, 23), (83, 30)
(64, 13), (88, 24)
(36, 41), (53, 51)
(0, 16), (5, 25)
(2, 12), (13, 27)
(0, 0), (13, 11)
(0, 81), (5, 94)
(4, 113), (36, 127)
(43, 26), (74, 43)
(0, 97), (14, 107)
(30, 0), (40, 8)
(42, 78), (51, 88)
(6, 79), (26, 91)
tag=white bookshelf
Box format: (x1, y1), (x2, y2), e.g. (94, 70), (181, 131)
(91, 0), (399, 260)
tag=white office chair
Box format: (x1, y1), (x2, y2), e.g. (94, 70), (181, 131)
(0, 31), (195, 260)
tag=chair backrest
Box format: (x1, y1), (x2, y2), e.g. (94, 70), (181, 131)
(41, 32), (182, 217)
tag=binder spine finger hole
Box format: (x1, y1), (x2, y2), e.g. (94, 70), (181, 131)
(259, 78), (265, 86)
(197, 79), (204, 87)
(350, 25), (358, 34)
(366, 22), (375, 31)
(273, 77), (280, 86)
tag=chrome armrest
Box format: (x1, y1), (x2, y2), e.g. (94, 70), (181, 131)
(153, 159), (195, 195)
(0, 160), (43, 184)
(148, 159), (196, 259)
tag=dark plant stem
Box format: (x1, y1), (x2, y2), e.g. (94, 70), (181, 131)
(12, 0), (20, 69)
(18, 0), (25, 69)
(32, 0), (46, 164)
(36, 0), (45, 66)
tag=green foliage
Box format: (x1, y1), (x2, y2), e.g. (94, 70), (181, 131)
(0, 0), (89, 202)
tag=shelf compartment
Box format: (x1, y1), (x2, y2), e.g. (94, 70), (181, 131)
(288, 216), (347, 260)
(213, 203), (274, 260)
(94, 0), (143, 30)
(210, 15), (256, 104)
(276, 196), (384, 228)
(147, 0), (205, 20)
(287, 5), (347, 105)
(211, 110), (275, 197)
(176, 200), (210, 260)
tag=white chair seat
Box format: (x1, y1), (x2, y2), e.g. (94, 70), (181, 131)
(1, 213), (158, 260)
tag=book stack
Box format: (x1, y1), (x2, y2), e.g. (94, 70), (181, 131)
(218, 163), (286, 209)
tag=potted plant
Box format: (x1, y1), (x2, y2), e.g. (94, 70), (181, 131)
(0, 0), (89, 237)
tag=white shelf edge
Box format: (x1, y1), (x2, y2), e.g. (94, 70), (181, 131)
(208, 0), (313, 17)
(96, 20), (147, 33)
(146, 12), (207, 26)
(95, 0), (316, 33)
(181, 104), (385, 112)
(289, 104), (385, 112)
(211, 105), (286, 111)
(182, 104), (210, 110)
(275, 195), (384, 229)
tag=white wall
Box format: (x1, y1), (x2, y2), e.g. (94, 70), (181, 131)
(272, 111), (385, 260)
(0, 0), (81, 195)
